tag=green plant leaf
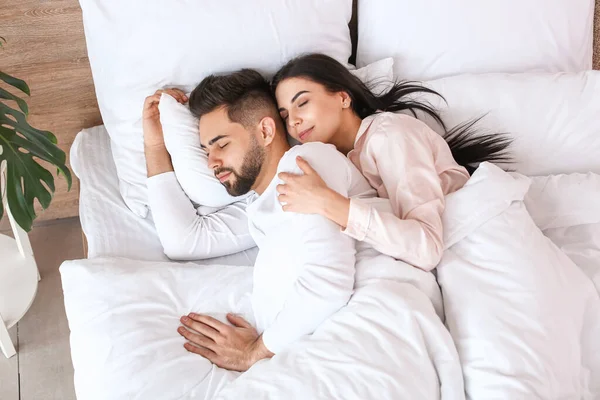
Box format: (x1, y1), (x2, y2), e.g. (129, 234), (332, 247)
(0, 113), (71, 231)
(0, 71), (31, 96)
(0, 87), (29, 115)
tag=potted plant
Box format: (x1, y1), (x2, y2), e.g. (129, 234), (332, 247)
(1, 36), (72, 232)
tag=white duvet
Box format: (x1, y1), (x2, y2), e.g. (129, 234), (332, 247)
(60, 163), (600, 399)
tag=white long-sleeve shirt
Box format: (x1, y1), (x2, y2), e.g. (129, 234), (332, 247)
(248, 142), (376, 353)
(147, 172), (256, 260)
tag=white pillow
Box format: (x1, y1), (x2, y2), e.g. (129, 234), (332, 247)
(80, 0), (353, 217)
(524, 173), (600, 295)
(158, 59), (394, 208)
(159, 93), (248, 209)
(420, 71), (600, 176)
(356, 0), (595, 80)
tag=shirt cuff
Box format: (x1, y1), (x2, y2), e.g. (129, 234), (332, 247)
(146, 171), (177, 188)
(341, 198), (371, 241)
(261, 327), (282, 355)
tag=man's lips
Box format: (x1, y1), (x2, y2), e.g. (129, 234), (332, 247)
(217, 172), (231, 182)
(298, 127), (314, 141)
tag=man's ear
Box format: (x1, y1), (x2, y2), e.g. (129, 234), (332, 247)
(258, 116), (277, 146)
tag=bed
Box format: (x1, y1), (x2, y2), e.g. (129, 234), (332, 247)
(60, 0), (600, 399)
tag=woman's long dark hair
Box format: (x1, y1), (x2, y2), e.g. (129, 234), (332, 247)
(271, 54), (512, 174)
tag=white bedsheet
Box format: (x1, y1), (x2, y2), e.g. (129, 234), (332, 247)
(70, 126), (257, 266)
(61, 160), (600, 400)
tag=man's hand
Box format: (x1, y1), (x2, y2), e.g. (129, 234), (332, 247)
(142, 88), (188, 149)
(143, 88), (187, 177)
(178, 313), (274, 372)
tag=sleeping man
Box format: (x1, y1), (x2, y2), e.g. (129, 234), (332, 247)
(143, 70), (445, 372)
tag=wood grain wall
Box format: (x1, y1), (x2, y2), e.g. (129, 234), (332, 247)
(1, 0), (599, 222)
(0, 0), (101, 222)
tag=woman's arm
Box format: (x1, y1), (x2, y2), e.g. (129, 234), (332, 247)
(277, 119), (466, 271)
(341, 120), (459, 270)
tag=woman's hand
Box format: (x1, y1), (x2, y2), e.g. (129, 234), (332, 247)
(277, 156), (333, 215)
(277, 156), (351, 228)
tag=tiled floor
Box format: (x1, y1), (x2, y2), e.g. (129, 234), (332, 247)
(0, 217), (83, 400)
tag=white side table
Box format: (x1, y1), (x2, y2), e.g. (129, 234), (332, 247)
(0, 162), (40, 358)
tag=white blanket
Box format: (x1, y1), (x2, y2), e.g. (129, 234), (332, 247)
(60, 164), (600, 400)
(439, 163), (600, 399)
(60, 256), (462, 399)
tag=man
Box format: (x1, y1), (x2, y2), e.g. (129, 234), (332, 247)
(145, 69), (383, 372)
(143, 88), (256, 262)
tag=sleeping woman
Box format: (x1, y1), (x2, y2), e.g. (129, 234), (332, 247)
(271, 53), (511, 271)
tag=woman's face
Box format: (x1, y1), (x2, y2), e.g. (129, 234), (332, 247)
(275, 77), (349, 144)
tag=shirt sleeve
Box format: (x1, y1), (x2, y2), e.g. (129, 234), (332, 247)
(261, 145), (357, 353)
(146, 172), (255, 260)
(342, 119), (449, 271)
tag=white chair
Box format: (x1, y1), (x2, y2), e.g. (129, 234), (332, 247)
(0, 161), (40, 358)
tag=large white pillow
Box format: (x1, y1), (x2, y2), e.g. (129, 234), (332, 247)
(80, 0), (353, 217)
(420, 71), (600, 176)
(356, 0), (595, 80)
(524, 173), (600, 295)
(158, 58), (394, 209)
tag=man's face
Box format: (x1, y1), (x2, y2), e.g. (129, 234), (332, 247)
(199, 107), (265, 197)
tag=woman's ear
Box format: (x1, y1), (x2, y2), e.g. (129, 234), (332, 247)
(339, 91), (352, 108)
(258, 116), (277, 146)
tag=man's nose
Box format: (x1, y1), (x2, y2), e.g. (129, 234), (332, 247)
(208, 154), (221, 170)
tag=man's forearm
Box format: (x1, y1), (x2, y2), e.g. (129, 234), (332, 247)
(145, 144), (174, 177)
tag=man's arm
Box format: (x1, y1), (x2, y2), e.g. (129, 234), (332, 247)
(142, 89), (255, 260)
(260, 144), (358, 353)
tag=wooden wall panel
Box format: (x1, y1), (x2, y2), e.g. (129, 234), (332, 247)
(0, 0), (102, 222)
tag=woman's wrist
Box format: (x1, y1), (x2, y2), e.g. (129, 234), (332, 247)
(322, 189), (351, 228)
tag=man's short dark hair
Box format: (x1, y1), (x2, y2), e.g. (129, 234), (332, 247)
(189, 69), (280, 130)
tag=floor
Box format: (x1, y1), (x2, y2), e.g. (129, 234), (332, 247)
(0, 217), (83, 400)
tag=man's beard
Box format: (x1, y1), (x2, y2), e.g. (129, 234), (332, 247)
(215, 139), (265, 197)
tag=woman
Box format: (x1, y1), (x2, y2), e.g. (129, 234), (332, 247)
(272, 54), (511, 271)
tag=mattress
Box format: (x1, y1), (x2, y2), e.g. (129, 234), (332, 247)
(69, 125), (258, 266)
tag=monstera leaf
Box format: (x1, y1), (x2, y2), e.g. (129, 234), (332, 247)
(1, 37), (72, 232)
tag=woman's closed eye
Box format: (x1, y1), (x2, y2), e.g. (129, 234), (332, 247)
(298, 100), (308, 107)
(219, 143), (229, 149)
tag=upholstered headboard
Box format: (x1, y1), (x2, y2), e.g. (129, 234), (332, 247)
(350, 0), (600, 70)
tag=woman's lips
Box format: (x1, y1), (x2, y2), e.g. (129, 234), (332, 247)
(298, 127), (314, 141)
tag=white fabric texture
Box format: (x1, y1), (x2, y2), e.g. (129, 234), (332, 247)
(525, 173), (600, 295)
(158, 58), (394, 209)
(438, 163), (600, 399)
(146, 172), (256, 261)
(63, 161), (600, 399)
(60, 258), (254, 400)
(70, 125), (258, 266)
(420, 71), (600, 176)
(79, 0), (353, 217)
(356, 0), (595, 80)
(62, 141), (461, 399)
